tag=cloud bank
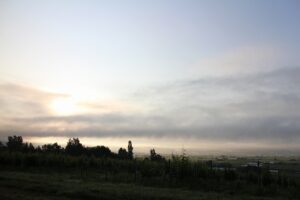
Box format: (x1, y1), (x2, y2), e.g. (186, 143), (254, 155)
(1, 67), (299, 152)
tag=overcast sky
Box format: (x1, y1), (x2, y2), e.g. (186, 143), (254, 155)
(0, 0), (299, 154)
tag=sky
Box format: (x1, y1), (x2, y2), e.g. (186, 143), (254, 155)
(0, 0), (300, 155)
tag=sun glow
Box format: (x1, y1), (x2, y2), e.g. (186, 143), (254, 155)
(51, 97), (78, 115)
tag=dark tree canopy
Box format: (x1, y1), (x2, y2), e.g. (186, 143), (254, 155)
(23, 142), (35, 153)
(118, 148), (128, 159)
(65, 138), (84, 156)
(150, 148), (165, 162)
(7, 135), (23, 151)
(87, 145), (112, 157)
(42, 143), (62, 153)
(1, 136), (130, 159)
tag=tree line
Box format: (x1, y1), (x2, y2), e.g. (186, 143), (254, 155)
(0, 135), (164, 161)
(0, 135), (299, 198)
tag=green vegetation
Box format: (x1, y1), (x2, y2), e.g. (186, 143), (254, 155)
(1, 170), (289, 200)
(0, 135), (299, 199)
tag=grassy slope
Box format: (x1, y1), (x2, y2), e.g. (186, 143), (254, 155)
(0, 170), (287, 200)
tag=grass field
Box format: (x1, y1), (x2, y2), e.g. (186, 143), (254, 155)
(0, 169), (291, 200)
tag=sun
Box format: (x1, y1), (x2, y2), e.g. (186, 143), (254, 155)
(51, 98), (77, 115)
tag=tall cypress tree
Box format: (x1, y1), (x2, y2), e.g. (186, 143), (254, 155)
(128, 140), (133, 160)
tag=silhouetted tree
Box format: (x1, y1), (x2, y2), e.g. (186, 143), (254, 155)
(87, 146), (112, 157)
(23, 142), (35, 153)
(150, 149), (156, 160)
(7, 135), (23, 151)
(29, 143), (35, 151)
(65, 138), (84, 156)
(36, 145), (42, 153)
(150, 148), (165, 161)
(118, 148), (128, 159)
(42, 143), (62, 153)
(128, 140), (133, 160)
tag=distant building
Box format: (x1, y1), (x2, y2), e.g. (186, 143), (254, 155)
(241, 161), (262, 169)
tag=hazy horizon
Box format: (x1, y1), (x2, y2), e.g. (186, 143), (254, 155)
(1, 0), (300, 155)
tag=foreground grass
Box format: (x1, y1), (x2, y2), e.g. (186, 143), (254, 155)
(0, 170), (289, 200)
